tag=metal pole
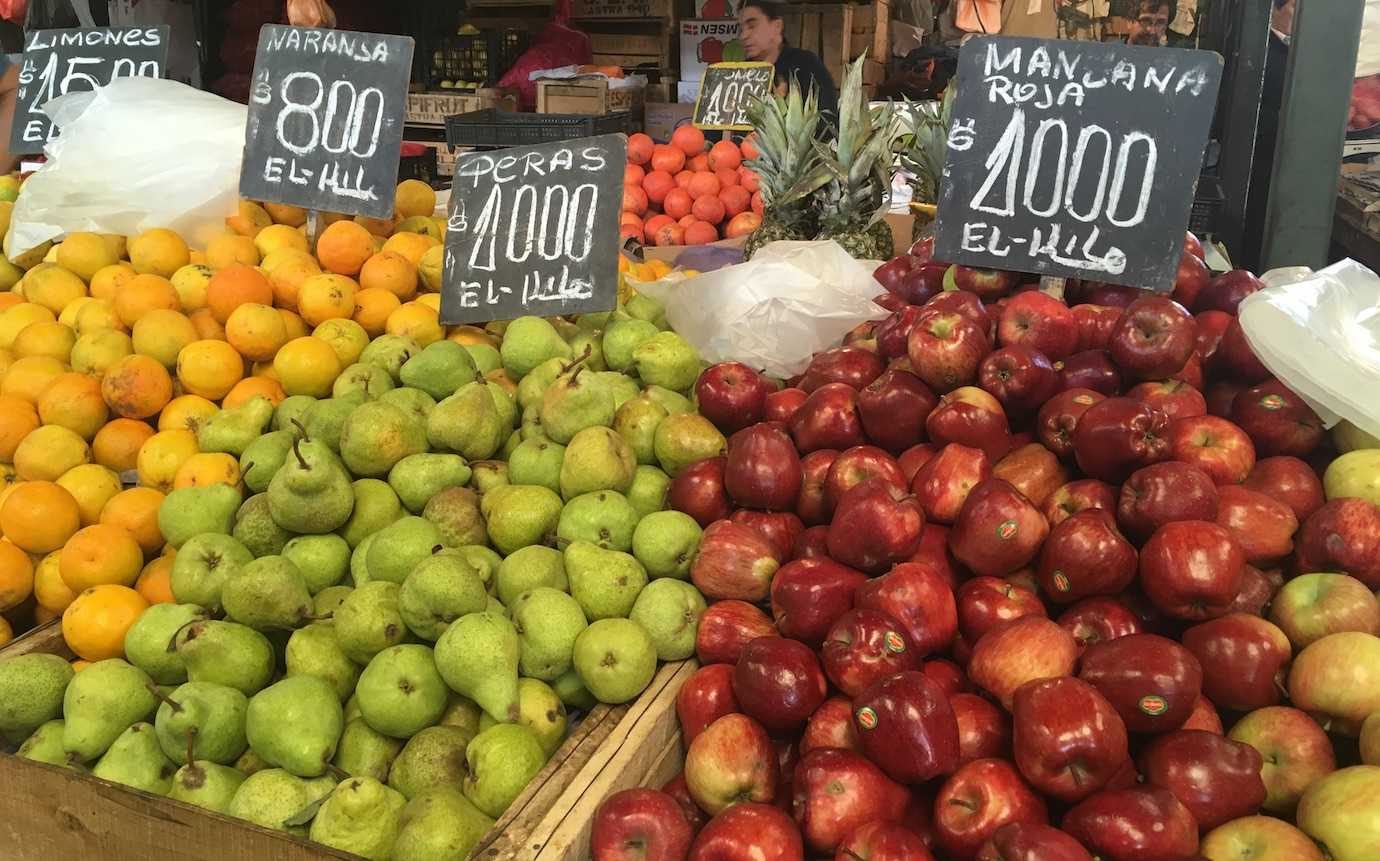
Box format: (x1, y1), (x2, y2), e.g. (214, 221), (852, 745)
(1260, 0), (1364, 270)
(1214, 0), (1271, 260)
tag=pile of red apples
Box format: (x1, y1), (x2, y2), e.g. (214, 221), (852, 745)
(589, 234), (1380, 861)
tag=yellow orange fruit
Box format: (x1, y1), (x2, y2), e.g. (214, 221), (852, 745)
(13, 424), (90, 481)
(0, 394), (39, 460)
(57, 296), (94, 329)
(254, 223), (309, 258)
(394, 215), (442, 240)
(22, 264), (88, 314)
(135, 428), (199, 494)
(0, 480), (82, 553)
(226, 200), (272, 237)
(355, 214), (396, 237)
(70, 329), (133, 378)
(278, 308), (309, 340)
(0, 293), (21, 313)
(0, 355), (65, 403)
(0, 539), (34, 612)
(272, 336), (341, 397)
(206, 263), (274, 324)
(173, 452), (241, 490)
(353, 288), (401, 337)
(0, 302), (56, 349)
(74, 298), (125, 334)
(91, 418), (155, 473)
(205, 233), (261, 269)
(386, 302), (443, 346)
(170, 263), (214, 312)
(360, 251), (418, 299)
(56, 463), (123, 526)
(101, 354), (174, 419)
(130, 308), (197, 370)
(12, 320), (76, 362)
(448, 325), (498, 348)
(316, 220), (374, 276)
(158, 394), (219, 434)
(380, 232), (438, 266)
(313, 318), (369, 368)
(298, 273), (358, 325)
(395, 179), (437, 219)
(89, 262), (137, 300)
(129, 228), (191, 278)
(225, 302), (288, 362)
(188, 308), (226, 342)
(222, 376), (285, 409)
(134, 554), (176, 605)
(99, 486), (165, 554)
(37, 372), (108, 439)
(264, 202), (308, 227)
(33, 550), (77, 613)
(175, 339), (244, 401)
(62, 584), (149, 661)
(114, 273), (181, 328)
(56, 233), (119, 282)
(418, 244), (444, 293)
(101, 234), (127, 260)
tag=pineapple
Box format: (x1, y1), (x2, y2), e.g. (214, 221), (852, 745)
(814, 55), (901, 260)
(742, 77), (832, 259)
(899, 87), (954, 241)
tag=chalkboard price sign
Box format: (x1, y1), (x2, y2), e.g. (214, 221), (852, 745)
(933, 37), (1222, 291)
(239, 25), (414, 220)
(10, 26), (169, 155)
(441, 134), (627, 325)
(694, 62), (774, 131)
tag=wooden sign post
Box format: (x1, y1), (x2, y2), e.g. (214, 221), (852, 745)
(693, 62), (774, 131)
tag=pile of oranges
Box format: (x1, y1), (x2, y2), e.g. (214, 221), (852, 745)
(620, 127), (764, 247)
(0, 179), (495, 663)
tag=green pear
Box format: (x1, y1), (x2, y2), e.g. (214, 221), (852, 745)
(540, 366), (616, 445)
(626, 465), (672, 520)
(286, 622), (360, 701)
(246, 676), (343, 778)
(283, 533), (351, 594)
(484, 485), (562, 555)
(124, 603), (212, 685)
(315, 585), (353, 616)
(597, 372), (642, 410)
(368, 516), (444, 585)
(506, 438), (565, 494)
(197, 396), (274, 456)
(556, 490), (638, 552)
(389, 453), (472, 513)
(428, 382), (504, 461)
(304, 394), (366, 453)
(516, 356), (567, 412)
(170, 533), (252, 612)
(338, 478), (404, 547)
(630, 579), (705, 660)
(520, 403), (547, 442)
(235, 748), (271, 776)
(602, 318), (659, 372)
(153, 681), (249, 765)
(573, 619), (657, 704)
(568, 331), (607, 371)
(456, 546), (502, 590)
(632, 510), (702, 579)
(577, 310), (613, 331)
(502, 429), (522, 461)
(240, 430), (294, 493)
(551, 668), (597, 711)
(356, 645), (448, 740)
(653, 413), (727, 476)
(477, 678), (566, 756)
(433, 612), (520, 723)
(333, 717), (403, 782)
(275, 395), (317, 432)
(233, 493), (292, 558)
(471, 460), (509, 493)
(391, 787), (494, 861)
(422, 486), (487, 548)
(228, 768), (337, 835)
(500, 316), (572, 379)
(157, 483), (241, 548)
(400, 340), (479, 401)
(613, 396), (668, 465)
(335, 581), (408, 665)
(0, 653), (74, 738)
(624, 294), (666, 328)
(511, 587), (588, 681)
(494, 546), (566, 607)
(461, 723), (546, 818)
(387, 725), (473, 801)
(92, 722), (177, 794)
(379, 386), (436, 424)
(463, 343), (502, 375)
(333, 361), (395, 400)
(641, 385), (693, 415)
(19, 719), (76, 768)
(439, 695), (483, 736)
(174, 620), (275, 697)
(400, 549), (489, 641)
(559, 426), (636, 499)
(564, 541), (647, 621)
(486, 596), (508, 618)
(340, 400), (429, 478)
(169, 760), (246, 812)
(360, 333), (422, 382)
(309, 776), (406, 860)
(222, 555), (313, 631)
(268, 435), (355, 534)
(631, 332), (699, 393)
(63, 659), (157, 761)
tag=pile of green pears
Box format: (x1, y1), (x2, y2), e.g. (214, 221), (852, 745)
(0, 296), (725, 861)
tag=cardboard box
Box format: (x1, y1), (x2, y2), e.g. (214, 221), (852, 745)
(678, 80), (702, 103)
(680, 20), (743, 81)
(404, 88), (518, 127)
(536, 77), (647, 120)
(645, 101), (696, 142)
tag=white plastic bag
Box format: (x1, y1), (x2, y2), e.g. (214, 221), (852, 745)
(634, 241), (884, 379)
(7, 77), (248, 257)
(1238, 258), (1380, 440)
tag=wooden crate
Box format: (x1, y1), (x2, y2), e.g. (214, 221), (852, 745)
(0, 622), (694, 861)
(780, 0), (890, 88)
(589, 32), (673, 70)
(405, 88), (519, 127)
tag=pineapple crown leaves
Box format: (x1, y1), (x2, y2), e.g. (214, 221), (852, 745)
(744, 74), (833, 210)
(812, 54), (903, 228)
(898, 90), (952, 204)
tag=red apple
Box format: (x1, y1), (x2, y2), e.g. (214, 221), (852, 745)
(678, 663), (740, 743)
(769, 557), (867, 648)
(696, 600), (778, 665)
(1215, 318), (1272, 384)
(688, 803), (803, 861)
(662, 772), (710, 833)
(1198, 816), (1327, 861)
(1206, 380), (1246, 418)
(724, 423), (802, 511)
(875, 305), (924, 360)
(1227, 563), (1283, 617)
(858, 369), (937, 453)
(934, 758), (1048, 860)
(1182, 694), (1224, 734)
(1269, 572), (1380, 649)
(1171, 250), (1212, 310)
(592, 788), (695, 861)
(1168, 414), (1256, 485)
(1127, 379), (1206, 421)
(791, 748), (911, 854)
(843, 321), (877, 351)
(1036, 509), (1138, 603)
(968, 617), (1078, 710)
(1055, 349), (1123, 396)
(684, 713), (779, 815)
(957, 576), (1045, 644)
(950, 479), (1049, 579)
(1071, 397), (1171, 483)
(1011, 676), (1130, 803)
(992, 443), (1068, 508)
(907, 311), (992, 393)
(1227, 705), (1337, 814)
(1057, 596), (1143, 655)
(697, 362), (770, 434)
(669, 456), (734, 527)
(1184, 231), (1205, 260)
(907, 523), (959, 590)
(835, 821), (934, 861)
(692, 520), (782, 602)
(764, 387), (807, 424)
(795, 449), (838, 526)
(822, 609), (921, 698)
(874, 254), (921, 298)
(1182, 613), (1291, 712)
(1230, 379), (1324, 458)
(926, 387), (1011, 461)
(1215, 485), (1298, 564)
(826, 479), (925, 574)
(789, 383), (866, 453)
(1295, 498), (1380, 589)
(1116, 461), (1220, 542)
(897, 261), (950, 306)
(954, 266), (1021, 302)
(975, 822), (1093, 861)
(1139, 520), (1245, 620)
(952, 693), (1010, 765)
(926, 290), (991, 335)
(911, 443), (991, 524)
(801, 696), (861, 755)
(1107, 296), (1195, 382)
(897, 444), (937, 482)
(1169, 350), (1204, 390)
(1195, 269), (1263, 314)
(1194, 309), (1233, 363)
(852, 671), (960, 784)
(1243, 456), (1326, 521)
(998, 291), (1078, 360)
(1079, 282), (1147, 308)
(978, 346), (1060, 414)
(732, 637), (828, 735)
(799, 347), (886, 393)
(1071, 304), (1123, 352)
(1037, 388), (1106, 460)
(1062, 787), (1199, 861)
(824, 446), (907, 511)
(1041, 479), (1117, 527)
(1139, 730), (1267, 831)
(872, 292), (908, 314)
(923, 659), (970, 698)
(854, 562), (959, 657)
(728, 510), (803, 563)
(792, 525), (830, 559)
(1079, 634), (1203, 734)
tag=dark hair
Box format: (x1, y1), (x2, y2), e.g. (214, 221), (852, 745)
(1135, 0), (1174, 15)
(740, 0), (787, 20)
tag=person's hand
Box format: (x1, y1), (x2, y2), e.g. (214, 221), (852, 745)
(286, 0), (336, 27)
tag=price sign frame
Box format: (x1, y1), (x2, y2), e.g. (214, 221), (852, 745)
(10, 25), (170, 155)
(239, 24), (415, 221)
(932, 36), (1222, 292)
(694, 61), (775, 131)
(440, 133), (627, 325)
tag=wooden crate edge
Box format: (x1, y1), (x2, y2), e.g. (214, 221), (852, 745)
(0, 620), (68, 659)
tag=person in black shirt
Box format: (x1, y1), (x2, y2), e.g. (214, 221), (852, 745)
(737, 0), (839, 128)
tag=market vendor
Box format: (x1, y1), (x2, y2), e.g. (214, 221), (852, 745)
(738, 0), (839, 126)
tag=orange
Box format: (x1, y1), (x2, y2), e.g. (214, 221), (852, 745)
(71, 330), (133, 378)
(114, 274), (181, 327)
(205, 264), (274, 324)
(56, 232), (119, 282)
(0, 481), (82, 553)
(312, 318), (368, 368)
(418, 245), (443, 293)
(205, 233), (261, 269)
(0, 394), (39, 461)
(413, 293), (440, 314)
(352, 288), (401, 337)
(380, 232), (437, 266)
(56, 464), (123, 526)
(58, 296), (96, 329)
(272, 336), (340, 397)
(355, 214), (396, 237)
(59, 524), (143, 591)
(222, 375), (285, 409)
(267, 255), (321, 308)
(297, 273), (357, 325)
(91, 418), (155, 473)
(13, 425), (90, 481)
(129, 228), (191, 278)
(134, 555), (175, 605)
(89, 262), (137, 300)
(173, 452), (241, 490)
(316, 220), (374, 276)
(74, 298), (125, 334)
(447, 325), (498, 348)
(0, 302), (56, 349)
(12, 320), (76, 362)
(264, 202), (308, 227)
(170, 263), (214, 312)
(251, 360), (280, 381)
(0, 539), (34, 612)
(22, 264), (87, 314)
(135, 428), (198, 494)
(37, 372), (109, 439)
(394, 179), (437, 219)
(33, 550), (77, 613)
(159, 394), (219, 434)
(176, 339), (245, 401)
(101, 354), (173, 419)
(278, 308), (309, 340)
(188, 308), (226, 341)
(0, 293), (21, 313)
(130, 309), (198, 370)
(253, 223), (309, 258)
(225, 302), (288, 362)
(386, 302), (443, 346)
(226, 200), (272, 237)
(359, 251), (418, 299)
(0, 355), (65, 403)
(61, 584), (149, 661)
(99, 487), (165, 554)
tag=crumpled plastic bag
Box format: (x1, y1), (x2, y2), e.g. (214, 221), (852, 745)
(1238, 258), (1380, 440)
(634, 241), (884, 379)
(7, 77), (248, 257)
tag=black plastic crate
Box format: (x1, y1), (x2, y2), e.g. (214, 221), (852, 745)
(446, 109), (638, 149)
(398, 147), (440, 188)
(427, 28), (530, 88)
(1189, 175), (1226, 237)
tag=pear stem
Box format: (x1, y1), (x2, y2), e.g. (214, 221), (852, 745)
(569, 364), (584, 386)
(291, 437), (309, 470)
(327, 764), (350, 781)
(185, 729), (198, 767)
(290, 418), (310, 442)
(562, 344), (593, 374)
(147, 683), (182, 714)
